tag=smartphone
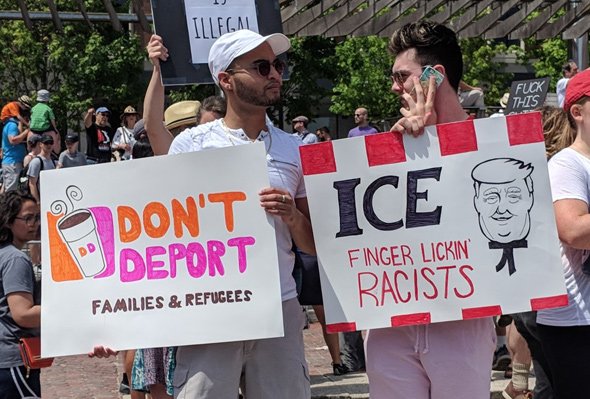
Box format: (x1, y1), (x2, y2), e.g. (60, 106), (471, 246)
(419, 66), (444, 88)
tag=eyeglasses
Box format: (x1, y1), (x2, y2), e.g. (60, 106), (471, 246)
(226, 59), (286, 77)
(42, 141), (54, 145)
(15, 214), (41, 226)
(354, 114), (365, 117)
(390, 66), (427, 87)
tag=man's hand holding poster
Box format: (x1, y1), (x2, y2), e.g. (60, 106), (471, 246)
(40, 144), (283, 357)
(300, 113), (567, 332)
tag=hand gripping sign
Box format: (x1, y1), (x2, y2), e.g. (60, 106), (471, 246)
(40, 144), (283, 357)
(300, 113), (567, 332)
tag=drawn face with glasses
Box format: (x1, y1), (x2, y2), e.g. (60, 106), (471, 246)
(226, 58), (286, 78)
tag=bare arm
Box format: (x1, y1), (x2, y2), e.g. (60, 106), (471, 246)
(84, 108), (95, 129)
(554, 199), (590, 249)
(144, 34), (174, 156)
(29, 176), (40, 203)
(259, 188), (316, 255)
(7, 292), (40, 329)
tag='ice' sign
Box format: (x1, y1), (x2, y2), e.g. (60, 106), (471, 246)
(184, 0), (260, 64)
(505, 77), (551, 114)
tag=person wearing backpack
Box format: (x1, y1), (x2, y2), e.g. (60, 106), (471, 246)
(27, 135), (55, 203)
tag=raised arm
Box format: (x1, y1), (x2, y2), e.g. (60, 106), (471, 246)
(143, 34), (174, 156)
(84, 108), (95, 129)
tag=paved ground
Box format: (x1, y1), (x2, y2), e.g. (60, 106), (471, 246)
(41, 312), (531, 399)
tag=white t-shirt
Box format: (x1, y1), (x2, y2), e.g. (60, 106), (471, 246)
(556, 77), (569, 108)
(169, 119), (306, 301)
(537, 148), (590, 326)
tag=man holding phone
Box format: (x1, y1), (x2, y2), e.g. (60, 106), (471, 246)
(365, 21), (496, 399)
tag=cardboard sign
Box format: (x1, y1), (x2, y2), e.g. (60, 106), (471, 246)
(150, 0), (284, 85)
(300, 113), (567, 333)
(505, 77), (551, 114)
(40, 144), (283, 357)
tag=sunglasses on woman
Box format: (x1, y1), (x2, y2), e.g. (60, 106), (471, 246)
(226, 58), (286, 77)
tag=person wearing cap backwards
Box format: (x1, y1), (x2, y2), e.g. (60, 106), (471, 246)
(84, 106), (114, 163)
(151, 29), (315, 398)
(27, 134), (56, 203)
(112, 106), (140, 160)
(536, 68), (590, 397)
(292, 115), (318, 144)
(0, 95), (32, 128)
(30, 89), (60, 156)
(57, 133), (87, 169)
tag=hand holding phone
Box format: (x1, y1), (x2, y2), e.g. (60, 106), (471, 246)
(419, 66), (444, 87)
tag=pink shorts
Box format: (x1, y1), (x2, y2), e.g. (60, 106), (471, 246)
(365, 318), (495, 399)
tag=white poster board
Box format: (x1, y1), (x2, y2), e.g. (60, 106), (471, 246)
(40, 144), (283, 357)
(184, 0), (259, 65)
(300, 113), (567, 332)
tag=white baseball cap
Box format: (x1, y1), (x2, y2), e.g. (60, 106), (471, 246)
(208, 29), (291, 85)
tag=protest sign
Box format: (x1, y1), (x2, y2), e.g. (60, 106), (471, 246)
(505, 77), (551, 114)
(150, 0), (284, 85)
(300, 113), (567, 333)
(40, 144), (283, 357)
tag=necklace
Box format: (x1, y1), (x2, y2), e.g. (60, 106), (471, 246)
(220, 118), (273, 154)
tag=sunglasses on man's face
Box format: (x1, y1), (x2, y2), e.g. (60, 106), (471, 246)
(227, 58), (286, 78)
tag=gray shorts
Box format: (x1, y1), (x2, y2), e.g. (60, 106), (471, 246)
(174, 298), (310, 399)
(2, 163), (23, 192)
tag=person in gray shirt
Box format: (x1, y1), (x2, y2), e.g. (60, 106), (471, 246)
(57, 134), (87, 169)
(27, 135), (56, 203)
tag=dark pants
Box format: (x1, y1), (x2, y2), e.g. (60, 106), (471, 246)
(512, 312), (553, 399)
(538, 323), (590, 399)
(340, 331), (365, 371)
(0, 366), (41, 399)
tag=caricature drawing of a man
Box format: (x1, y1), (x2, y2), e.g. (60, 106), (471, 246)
(472, 158), (534, 275)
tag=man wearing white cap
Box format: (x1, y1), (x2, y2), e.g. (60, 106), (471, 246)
(159, 30), (314, 398)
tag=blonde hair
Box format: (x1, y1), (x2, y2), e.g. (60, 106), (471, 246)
(538, 106), (576, 159)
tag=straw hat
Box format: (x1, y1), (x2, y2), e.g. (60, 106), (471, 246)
(120, 105), (140, 120)
(165, 101), (201, 130)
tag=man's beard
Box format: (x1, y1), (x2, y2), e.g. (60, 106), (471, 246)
(234, 78), (280, 107)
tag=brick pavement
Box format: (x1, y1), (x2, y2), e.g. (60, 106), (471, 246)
(40, 315), (523, 398)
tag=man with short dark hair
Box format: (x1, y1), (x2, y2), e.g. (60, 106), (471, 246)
(27, 134), (56, 203)
(84, 106), (113, 163)
(348, 107), (377, 138)
(364, 20), (496, 399)
(156, 29), (315, 398)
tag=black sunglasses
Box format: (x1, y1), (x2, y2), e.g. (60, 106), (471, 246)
(227, 59), (286, 77)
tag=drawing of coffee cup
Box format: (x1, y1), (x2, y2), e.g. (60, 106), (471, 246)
(58, 209), (106, 277)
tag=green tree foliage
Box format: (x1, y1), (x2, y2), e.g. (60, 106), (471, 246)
(330, 36), (399, 123)
(0, 0), (145, 135)
(526, 38), (568, 91)
(460, 38), (522, 107)
(279, 36), (338, 122)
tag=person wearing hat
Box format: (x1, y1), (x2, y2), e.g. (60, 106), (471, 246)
(536, 68), (590, 398)
(29, 89), (60, 156)
(143, 34), (227, 155)
(292, 115), (318, 144)
(1, 95), (32, 127)
(84, 106), (114, 163)
(148, 30), (315, 398)
(27, 134), (56, 203)
(490, 93), (509, 118)
(57, 133), (87, 169)
(112, 106), (140, 160)
(23, 134), (42, 169)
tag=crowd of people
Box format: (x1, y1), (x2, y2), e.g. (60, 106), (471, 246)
(0, 19), (589, 399)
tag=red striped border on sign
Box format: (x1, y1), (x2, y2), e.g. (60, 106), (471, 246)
(530, 294), (569, 310)
(300, 142), (337, 176)
(462, 305), (503, 319)
(437, 119), (478, 156)
(326, 322), (357, 334)
(391, 312), (431, 327)
(506, 112), (544, 146)
(365, 131), (406, 166)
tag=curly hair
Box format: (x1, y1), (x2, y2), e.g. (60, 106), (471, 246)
(389, 20), (463, 91)
(537, 106), (576, 159)
(0, 191), (36, 245)
(197, 96), (226, 124)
